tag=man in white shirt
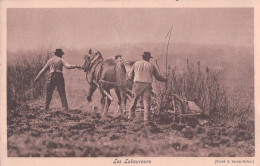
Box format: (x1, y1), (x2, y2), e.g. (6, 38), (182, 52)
(128, 52), (167, 123)
(34, 49), (80, 111)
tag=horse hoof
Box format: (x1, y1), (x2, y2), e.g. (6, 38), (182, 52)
(123, 110), (127, 116)
(102, 111), (108, 117)
(87, 96), (92, 102)
(91, 105), (98, 111)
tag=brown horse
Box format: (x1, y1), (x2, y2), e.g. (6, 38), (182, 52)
(82, 51), (127, 115)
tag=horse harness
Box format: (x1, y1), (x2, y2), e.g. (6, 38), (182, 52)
(85, 54), (104, 85)
(84, 54), (117, 100)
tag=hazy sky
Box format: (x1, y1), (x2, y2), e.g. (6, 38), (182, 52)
(7, 8), (253, 51)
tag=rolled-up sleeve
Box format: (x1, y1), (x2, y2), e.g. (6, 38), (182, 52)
(62, 59), (76, 69)
(153, 66), (166, 82)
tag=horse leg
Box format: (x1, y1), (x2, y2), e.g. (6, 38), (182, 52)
(124, 97), (127, 111)
(87, 82), (97, 102)
(115, 87), (122, 114)
(104, 89), (112, 115)
(124, 89), (131, 111)
(139, 95), (144, 106)
(120, 87), (126, 113)
(100, 93), (106, 116)
(115, 87), (126, 114)
(86, 82), (97, 111)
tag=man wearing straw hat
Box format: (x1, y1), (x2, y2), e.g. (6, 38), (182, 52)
(128, 52), (167, 123)
(34, 49), (80, 111)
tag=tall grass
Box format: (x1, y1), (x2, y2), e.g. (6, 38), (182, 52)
(7, 52), (51, 109)
(7, 51), (254, 127)
(154, 59), (253, 125)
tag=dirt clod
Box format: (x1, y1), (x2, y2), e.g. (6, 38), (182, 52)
(7, 104), (255, 157)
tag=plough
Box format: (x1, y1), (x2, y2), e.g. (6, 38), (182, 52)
(96, 78), (207, 124)
(125, 90), (207, 124)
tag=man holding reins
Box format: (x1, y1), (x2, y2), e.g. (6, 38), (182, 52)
(128, 52), (167, 123)
(34, 49), (81, 111)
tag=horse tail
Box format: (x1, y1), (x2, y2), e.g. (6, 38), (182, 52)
(115, 60), (127, 87)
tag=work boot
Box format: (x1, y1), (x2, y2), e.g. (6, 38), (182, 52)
(91, 105), (98, 112)
(128, 111), (136, 121)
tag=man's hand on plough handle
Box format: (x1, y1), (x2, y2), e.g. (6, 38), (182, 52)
(76, 65), (83, 70)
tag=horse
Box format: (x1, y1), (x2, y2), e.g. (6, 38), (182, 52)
(81, 50), (127, 116)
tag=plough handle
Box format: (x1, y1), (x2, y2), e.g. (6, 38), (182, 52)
(93, 80), (114, 101)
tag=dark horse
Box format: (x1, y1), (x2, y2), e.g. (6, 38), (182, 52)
(82, 51), (127, 115)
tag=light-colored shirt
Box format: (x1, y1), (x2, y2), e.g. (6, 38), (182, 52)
(41, 56), (74, 73)
(128, 60), (166, 83)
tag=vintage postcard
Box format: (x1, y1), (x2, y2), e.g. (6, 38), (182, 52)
(0, 0), (259, 166)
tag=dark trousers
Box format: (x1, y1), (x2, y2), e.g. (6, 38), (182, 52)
(129, 82), (152, 121)
(45, 73), (68, 111)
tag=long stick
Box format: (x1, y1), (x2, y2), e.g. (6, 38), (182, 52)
(93, 80), (114, 101)
(166, 25), (173, 90)
(160, 26), (172, 77)
(162, 28), (171, 58)
(154, 59), (163, 94)
(155, 60), (161, 73)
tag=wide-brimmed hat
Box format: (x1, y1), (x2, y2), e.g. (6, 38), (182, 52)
(141, 52), (153, 58)
(53, 49), (64, 55)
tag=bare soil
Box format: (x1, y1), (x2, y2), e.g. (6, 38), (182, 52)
(7, 103), (254, 157)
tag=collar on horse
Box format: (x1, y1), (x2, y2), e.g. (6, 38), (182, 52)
(85, 53), (104, 74)
(84, 53), (104, 84)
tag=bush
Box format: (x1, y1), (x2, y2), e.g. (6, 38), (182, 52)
(7, 52), (51, 109)
(154, 59), (230, 124)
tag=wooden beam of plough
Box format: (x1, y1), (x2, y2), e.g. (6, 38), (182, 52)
(97, 80), (133, 102)
(126, 93), (133, 102)
(93, 80), (114, 101)
(170, 93), (202, 112)
(126, 88), (132, 94)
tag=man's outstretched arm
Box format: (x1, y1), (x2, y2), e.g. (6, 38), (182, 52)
(62, 59), (80, 69)
(34, 61), (50, 82)
(153, 66), (167, 82)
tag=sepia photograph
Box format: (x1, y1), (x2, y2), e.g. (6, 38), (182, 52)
(1, 1), (259, 165)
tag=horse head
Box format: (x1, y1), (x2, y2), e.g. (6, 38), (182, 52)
(82, 49), (95, 72)
(82, 54), (91, 72)
(82, 50), (103, 72)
